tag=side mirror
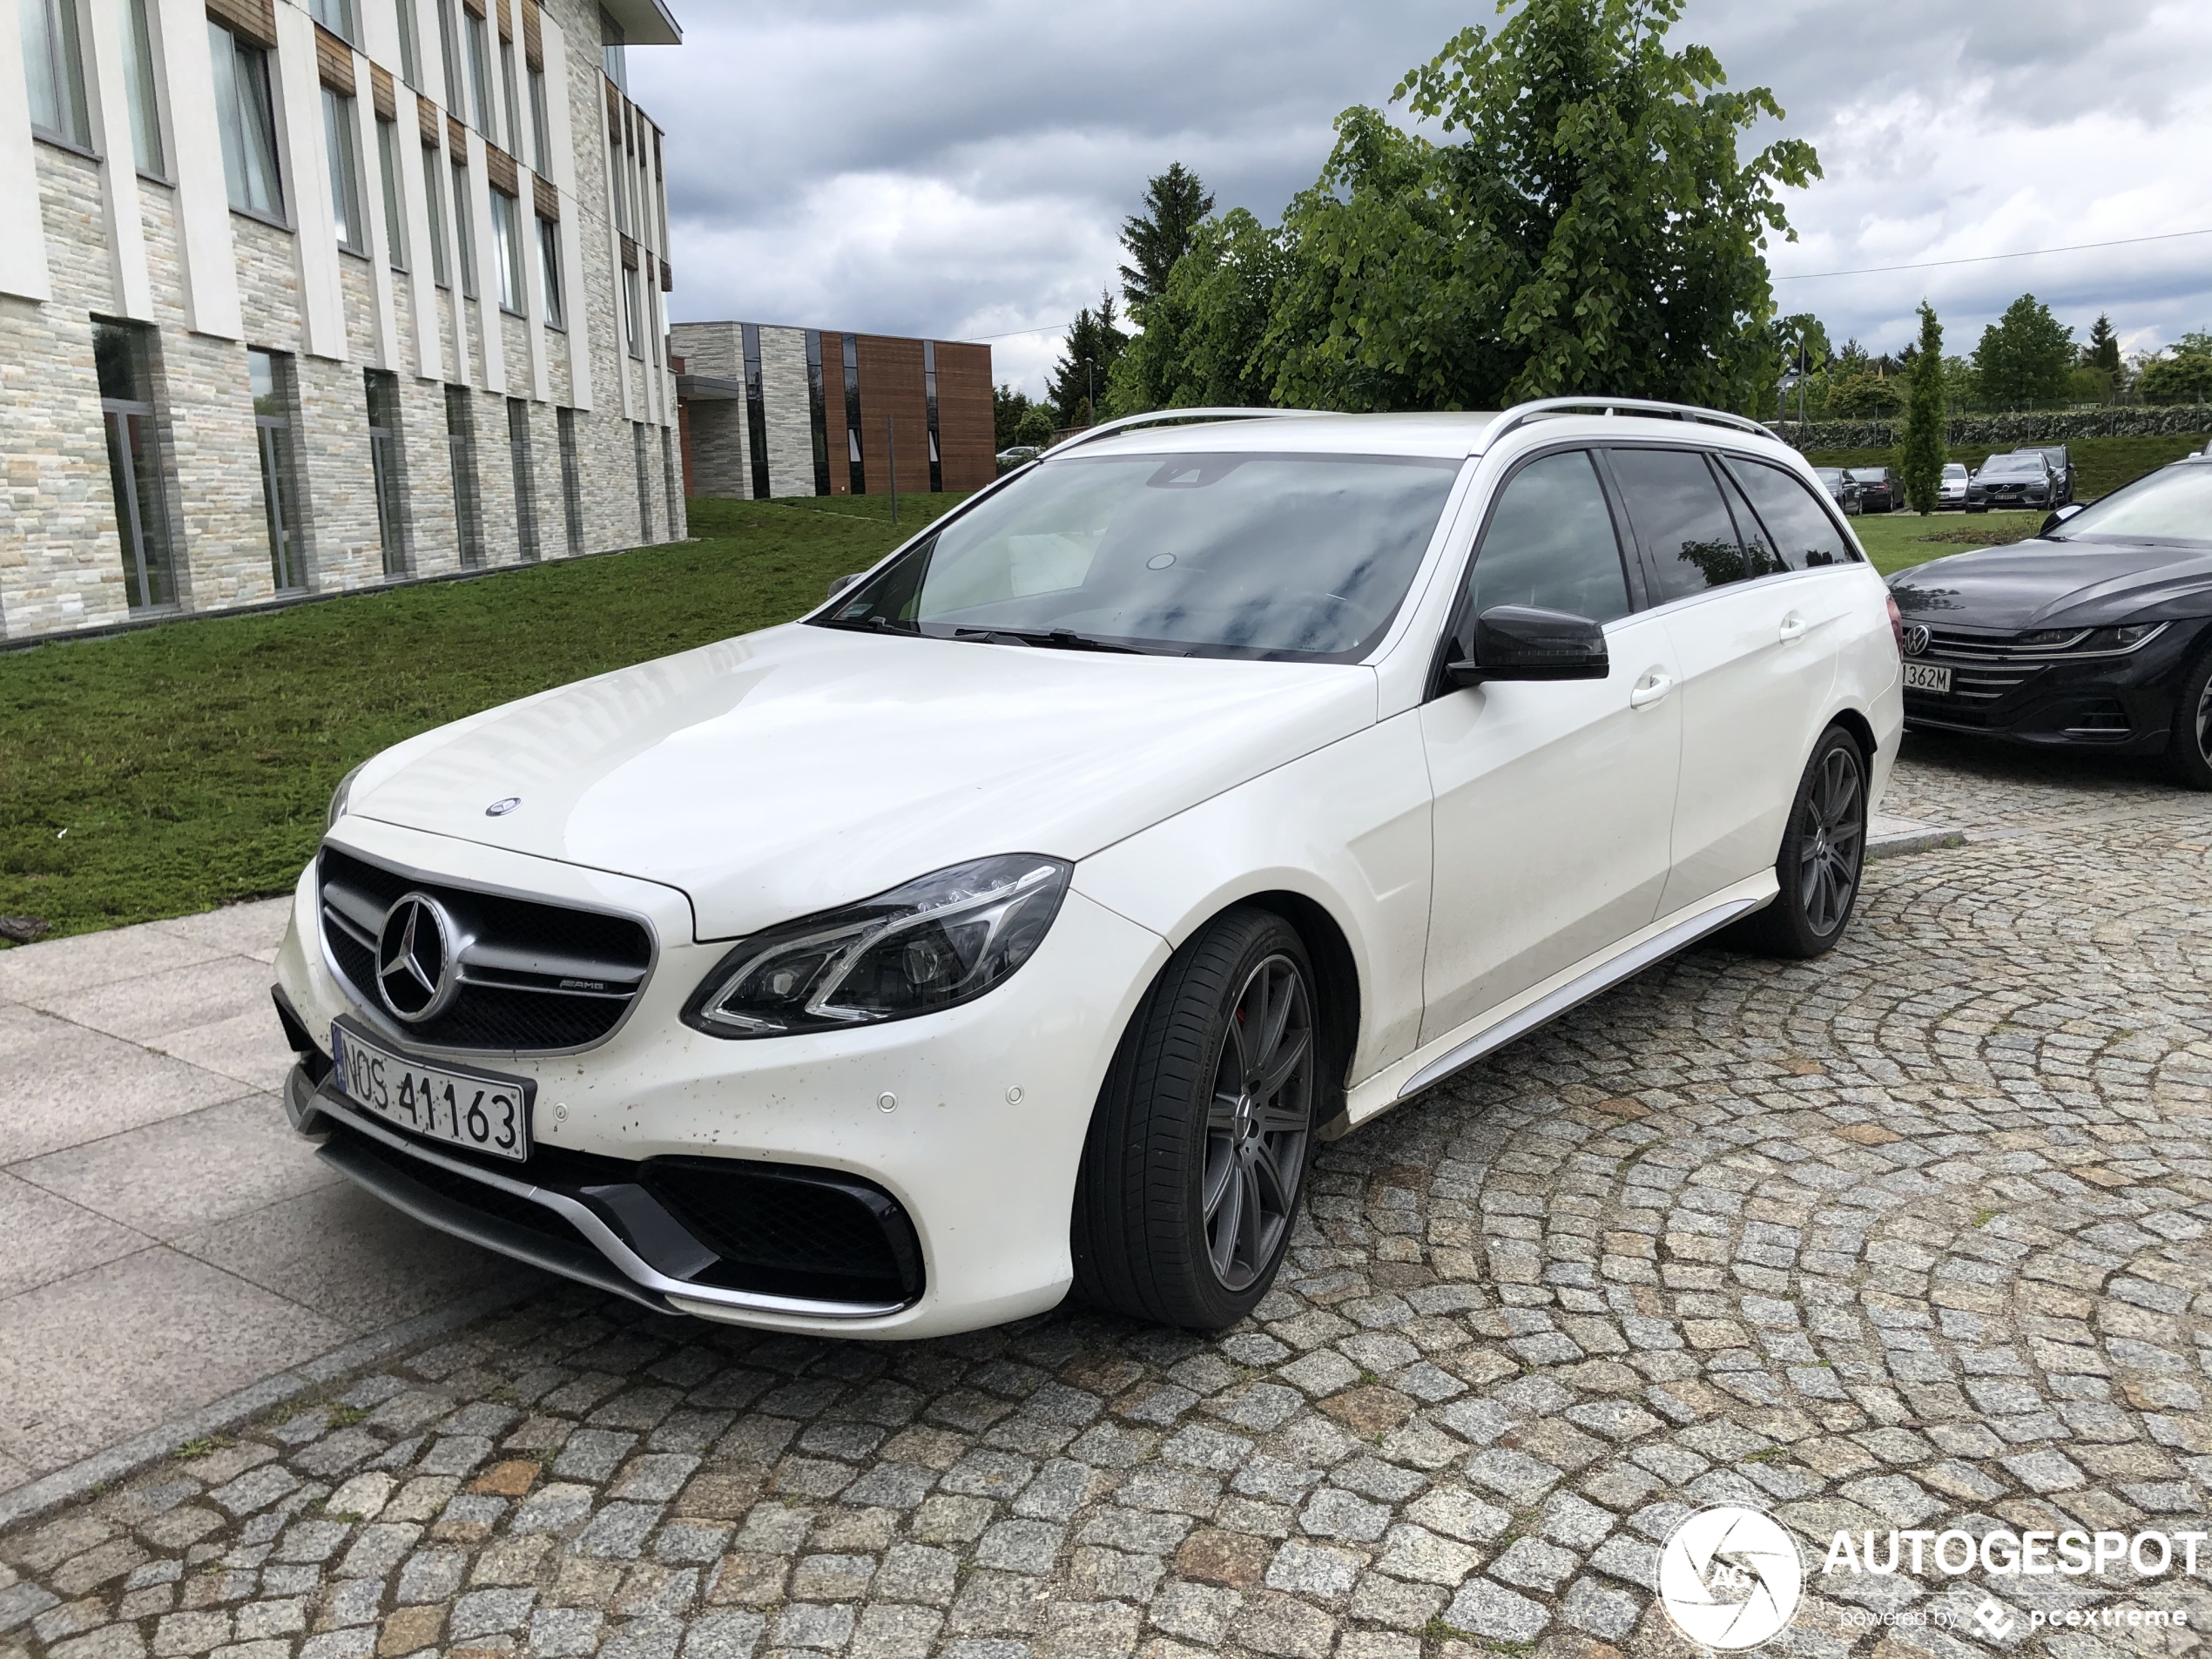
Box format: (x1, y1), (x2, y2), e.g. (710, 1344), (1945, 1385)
(1447, 605), (1609, 687)
(826, 572), (863, 600)
(2040, 503), (2086, 535)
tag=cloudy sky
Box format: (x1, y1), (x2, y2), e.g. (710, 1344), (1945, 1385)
(634, 0), (2212, 398)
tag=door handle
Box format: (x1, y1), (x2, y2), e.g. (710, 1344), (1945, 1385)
(1777, 611), (1809, 642)
(1629, 671), (1675, 709)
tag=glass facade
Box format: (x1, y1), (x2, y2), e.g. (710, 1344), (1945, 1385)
(805, 330), (831, 496)
(465, 10), (496, 141)
(537, 216), (563, 327)
(96, 323), (179, 610)
(121, 0), (164, 175)
(924, 340), (943, 493)
(841, 334), (863, 496)
(451, 159), (476, 296)
(22, 0), (90, 146)
(421, 144), (450, 287)
(395, 0), (421, 87)
(529, 67), (550, 173)
(366, 370), (408, 577)
(509, 399), (539, 562)
(251, 348), (307, 591)
(623, 264), (642, 358)
(377, 119), (407, 268)
(740, 322), (770, 501)
(445, 386), (483, 567)
(633, 421), (651, 541)
(308, 0), (356, 43)
(435, 0), (464, 112)
(501, 39), (523, 161)
(323, 88), (367, 254)
(557, 406), (583, 556)
(599, 5), (625, 89)
(209, 21), (282, 217)
(489, 188), (523, 313)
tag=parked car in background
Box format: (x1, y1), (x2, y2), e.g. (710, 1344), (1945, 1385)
(1966, 452), (2056, 512)
(275, 398), (1903, 1337)
(1813, 467), (1863, 515)
(1847, 467), (1902, 513)
(1890, 450), (2212, 786)
(995, 445), (1043, 473)
(1938, 463), (1971, 509)
(2013, 445), (2075, 505)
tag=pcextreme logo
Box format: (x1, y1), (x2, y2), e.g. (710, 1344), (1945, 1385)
(1657, 1507), (1805, 1649)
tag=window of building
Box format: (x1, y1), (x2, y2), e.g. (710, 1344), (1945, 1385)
(805, 329), (831, 496)
(376, 119), (406, 268)
(323, 88), (367, 254)
(121, 0), (165, 175)
(500, 38), (523, 163)
(465, 9), (496, 141)
(451, 158), (476, 296)
(923, 340), (942, 493)
(96, 322), (179, 610)
(421, 143), (450, 286)
(509, 398), (539, 561)
(209, 21), (282, 217)
(435, 0), (463, 112)
(488, 187), (522, 311)
(366, 369), (408, 576)
(556, 405), (583, 556)
(395, 0), (421, 88)
(622, 264), (642, 358)
(632, 421), (651, 541)
(841, 333), (864, 495)
(607, 129), (631, 237)
(536, 215), (563, 328)
(661, 428), (678, 534)
(22, 0), (90, 147)
(308, 0), (355, 44)
(528, 67), (550, 174)
(446, 386), (483, 566)
(740, 322), (770, 502)
(599, 5), (625, 89)
(251, 348), (308, 591)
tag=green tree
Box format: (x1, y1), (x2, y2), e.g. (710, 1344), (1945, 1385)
(1012, 404), (1057, 448)
(1119, 163), (1215, 313)
(1047, 291), (1127, 426)
(1826, 370), (1900, 418)
(1107, 208), (1281, 415)
(2081, 313), (2121, 374)
(1974, 293), (2074, 407)
(993, 383), (1035, 451)
(2137, 351), (2212, 405)
(1899, 301), (1946, 515)
(2067, 364), (2114, 404)
(1772, 313), (1831, 421)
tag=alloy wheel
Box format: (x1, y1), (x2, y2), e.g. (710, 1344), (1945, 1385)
(1797, 745), (1865, 935)
(2197, 675), (2212, 763)
(1201, 954), (1312, 1291)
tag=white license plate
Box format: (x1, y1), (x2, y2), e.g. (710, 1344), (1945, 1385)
(331, 1022), (532, 1161)
(1902, 661), (1952, 693)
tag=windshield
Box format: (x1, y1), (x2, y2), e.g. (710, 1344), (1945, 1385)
(2047, 462), (2212, 546)
(1983, 455), (2042, 475)
(1814, 469), (1844, 484)
(814, 451), (1463, 660)
(1943, 464), (1968, 479)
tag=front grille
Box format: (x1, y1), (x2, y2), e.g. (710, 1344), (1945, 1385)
(319, 846), (653, 1052)
(640, 1157), (924, 1305)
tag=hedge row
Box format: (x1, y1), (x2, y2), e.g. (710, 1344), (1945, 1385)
(1770, 405), (2212, 452)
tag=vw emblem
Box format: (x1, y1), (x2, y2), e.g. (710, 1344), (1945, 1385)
(1901, 624), (1931, 657)
(375, 893), (461, 1022)
(485, 797), (521, 817)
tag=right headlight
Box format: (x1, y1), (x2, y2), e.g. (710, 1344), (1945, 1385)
(683, 854), (1073, 1039)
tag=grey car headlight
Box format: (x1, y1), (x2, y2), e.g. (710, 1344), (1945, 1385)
(326, 762), (367, 831)
(683, 854), (1073, 1039)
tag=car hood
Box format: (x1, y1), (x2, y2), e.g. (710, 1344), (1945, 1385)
(347, 623), (1378, 940)
(1888, 540), (2212, 631)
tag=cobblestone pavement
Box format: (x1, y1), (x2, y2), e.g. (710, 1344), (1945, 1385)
(4, 738), (2210, 1659)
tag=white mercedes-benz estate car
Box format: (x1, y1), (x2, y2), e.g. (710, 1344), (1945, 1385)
(273, 397), (1904, 1338)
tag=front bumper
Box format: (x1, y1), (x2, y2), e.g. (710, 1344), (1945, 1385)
(1899, 623), (2204, 755)
(273, 817), (1170, 1338)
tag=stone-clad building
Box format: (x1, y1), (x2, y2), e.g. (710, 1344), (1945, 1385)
(0, 0), (685, 644)
(670, 320), (995, 501)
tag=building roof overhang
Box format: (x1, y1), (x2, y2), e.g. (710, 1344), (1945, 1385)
(601, 0), (680, 46)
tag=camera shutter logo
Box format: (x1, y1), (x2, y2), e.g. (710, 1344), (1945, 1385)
(375, 894), (462, 1022)
(1656, 1506), (1804, 1649)
(1902, 624), (1931, 658)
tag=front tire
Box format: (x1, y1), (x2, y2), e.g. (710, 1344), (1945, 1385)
(2162, 644), (2212, 791)
(1072, 907), (1318, 1329)
(1727, 725), (1869, 959)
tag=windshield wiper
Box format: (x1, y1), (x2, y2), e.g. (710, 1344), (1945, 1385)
(950, 626), (1151, 655)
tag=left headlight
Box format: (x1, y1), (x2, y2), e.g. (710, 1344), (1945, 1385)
(326, 762), (366, 830)
(683, 854), (1073, 1039)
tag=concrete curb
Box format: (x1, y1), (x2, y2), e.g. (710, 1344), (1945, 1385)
(1867, 824), (1966, 860)
(0, 1281), (542, 1533)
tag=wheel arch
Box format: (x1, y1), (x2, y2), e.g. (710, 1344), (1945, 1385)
(1231, 889), (1361, 1134)
(1828, 704), (1878, 764)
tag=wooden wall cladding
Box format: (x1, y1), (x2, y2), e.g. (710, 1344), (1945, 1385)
(933, 341), (997, 492)
(314, 23), (354, 94)
(534, 175), (559, 221)
(485, 145), (517, 197)
(522, 0), (543, 70)
(204, 0), (274, 49)
(418, 94), (442, 143)
(370, 63), (395, 121)
(854, 335), (933, 497)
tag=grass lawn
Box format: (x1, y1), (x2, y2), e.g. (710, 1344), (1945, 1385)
(1849, 509), (2048, 576)
(1805, 431), (2208, 502)
(0, 494), (961, 945)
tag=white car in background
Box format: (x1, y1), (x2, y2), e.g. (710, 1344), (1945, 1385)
(1939, 462), (1971, 509)
(273, 399), (1904, 1338)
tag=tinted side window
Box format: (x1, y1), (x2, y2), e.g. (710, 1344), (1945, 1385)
(1607, 448), (1745, 602)
(1462, 450), (1631, 639)
(1715, 468), (1786, 577)
(1730, 459), (1854, 570)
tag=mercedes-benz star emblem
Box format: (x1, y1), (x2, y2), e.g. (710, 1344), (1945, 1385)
(486, 797), (521, 817)
(375, 893), (460, 1022)
(1902, 624), (1931, 657)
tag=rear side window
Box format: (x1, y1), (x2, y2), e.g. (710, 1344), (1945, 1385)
(1463, 449), (1631, 632)
(1729, 458), (1855, 570)
(1607, 448), (1746, 603)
